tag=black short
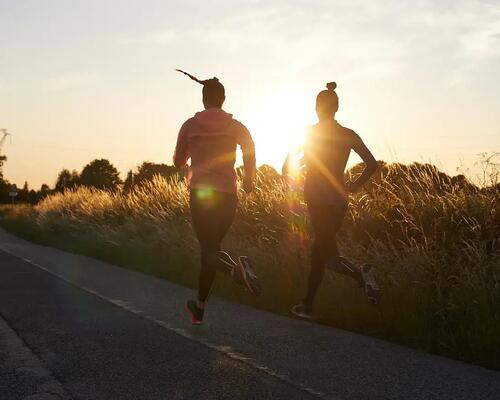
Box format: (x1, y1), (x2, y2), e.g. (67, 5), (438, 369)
(307, 202), (348, 240)
(189, 189), (237, 254)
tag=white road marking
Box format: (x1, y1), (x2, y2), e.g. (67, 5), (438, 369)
(0, 247), (342, 400)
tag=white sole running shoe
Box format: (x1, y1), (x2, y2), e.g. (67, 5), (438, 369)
(234, 256), (261, 296)
(291, 303), (313, 320)
(326, 257), (363, 286)
(216, 251), (237, 274)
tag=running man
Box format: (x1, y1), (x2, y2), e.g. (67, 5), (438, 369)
(286, 82), (381, 320)
(173, 69), (260, 325)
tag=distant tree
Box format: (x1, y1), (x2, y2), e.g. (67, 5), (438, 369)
(124, 162), (179, 191)
(28, 189), (38, 204)
(123, 170), (134, 193)
(79, 159), (122, 190)
(0, 178), (9, 203)
(55, 169), (80, 192)
(0, 160), (8, 203)
(33, 183), (51, 202)
(40, 183), (50, 195)
(17, 181), (29, 203)
(0, 155), (6, 180)
(133, 162), (178, 186)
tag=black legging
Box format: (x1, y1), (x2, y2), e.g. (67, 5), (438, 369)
(190, 189), (237, 302)
(304, 203), (348, 307)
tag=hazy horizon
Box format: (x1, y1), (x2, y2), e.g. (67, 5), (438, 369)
(1, 0), (499, 188)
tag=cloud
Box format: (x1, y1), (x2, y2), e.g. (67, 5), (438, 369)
(182, 2), (408, 80)
(183, 0), (500, 84)
(118, 30), (177, 45)
(145, 30), (177, 44)
(41, 73), (99, 91)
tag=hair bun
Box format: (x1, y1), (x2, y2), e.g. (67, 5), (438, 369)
(326, 82), (337, 91)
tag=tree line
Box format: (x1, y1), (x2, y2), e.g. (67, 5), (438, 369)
(1, 155), (496, 205)
(0, 159), (183, 204)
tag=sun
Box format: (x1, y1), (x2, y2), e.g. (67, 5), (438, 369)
(244, 90), (315, 172)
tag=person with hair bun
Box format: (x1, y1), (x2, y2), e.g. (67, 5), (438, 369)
(288, 82), (381, 320)
(173, 69), (260, 325)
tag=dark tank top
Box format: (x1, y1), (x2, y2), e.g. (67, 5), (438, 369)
(304, 119), (357, 206)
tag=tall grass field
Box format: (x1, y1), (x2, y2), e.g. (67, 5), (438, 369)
(2, 161), (499, 369)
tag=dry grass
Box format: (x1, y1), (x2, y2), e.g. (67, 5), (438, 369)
(1, 162), (499, 369)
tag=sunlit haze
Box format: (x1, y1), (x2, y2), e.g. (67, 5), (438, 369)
(1, 0), (499, 188)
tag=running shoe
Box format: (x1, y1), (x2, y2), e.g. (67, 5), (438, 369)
(291, 303), (313, 320)
(185, 300), (204, 325)
(216, 251), (237, 274)
(232, 256), (261, 296)
(326, 256), (362, 286)
(360, 264), (381, 305)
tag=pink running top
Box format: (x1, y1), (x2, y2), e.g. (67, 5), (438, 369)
(173, 108), (256, 193)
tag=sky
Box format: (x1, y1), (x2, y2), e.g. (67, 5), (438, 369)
(1, 0), (499, 188)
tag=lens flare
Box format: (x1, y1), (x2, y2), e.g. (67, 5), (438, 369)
(244, 90), (315, 171)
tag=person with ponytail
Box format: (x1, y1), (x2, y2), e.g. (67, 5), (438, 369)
(287, 82), (381, 320)
(173, 69), (260, 325)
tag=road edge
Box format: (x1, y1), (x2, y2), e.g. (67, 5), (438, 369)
(0, 311), (73, 400)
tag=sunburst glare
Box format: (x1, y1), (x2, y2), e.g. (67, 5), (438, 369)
(244, 90), (315, 171)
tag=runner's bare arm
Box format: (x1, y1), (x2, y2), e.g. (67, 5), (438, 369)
(173, 122), (190, 168)
(236, 123), (256, 193)
(347, 132), (378, 193)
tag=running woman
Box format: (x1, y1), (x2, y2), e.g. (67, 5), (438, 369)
(288, 82), (381, 320)
(173, 69), (260, 325)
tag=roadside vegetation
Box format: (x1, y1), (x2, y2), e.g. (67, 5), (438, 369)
(1, 158), (499, 369)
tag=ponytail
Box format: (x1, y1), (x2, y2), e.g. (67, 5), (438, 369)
(175, 68), (225, 107)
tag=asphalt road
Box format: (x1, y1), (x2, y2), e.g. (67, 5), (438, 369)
(1, 227), (499, 400)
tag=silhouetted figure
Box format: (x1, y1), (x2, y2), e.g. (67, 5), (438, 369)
(287, 82), (381, 320)
(174, 69), (260, 325)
